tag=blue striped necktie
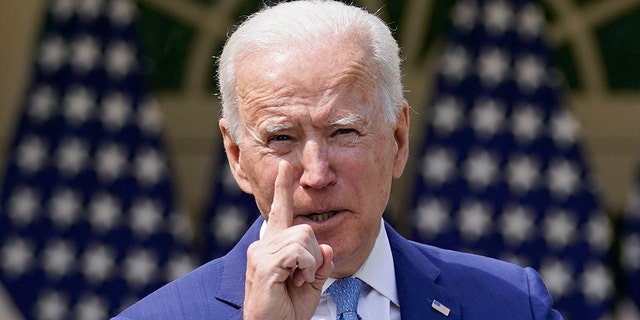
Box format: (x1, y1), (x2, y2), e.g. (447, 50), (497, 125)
(326, 277), (364, 320)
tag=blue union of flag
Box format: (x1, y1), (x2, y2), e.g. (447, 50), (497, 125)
(0, 0), (195, 319)
(410, 0), (615, 319)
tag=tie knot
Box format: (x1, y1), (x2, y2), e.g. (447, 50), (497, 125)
(326, 277), (364, 319)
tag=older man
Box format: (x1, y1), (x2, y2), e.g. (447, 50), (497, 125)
(112, 1), (562, 319)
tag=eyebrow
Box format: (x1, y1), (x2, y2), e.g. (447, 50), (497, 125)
(260, 122), (292, 134)
(258, 113), (366, 134)
(330, 113), (365, 127)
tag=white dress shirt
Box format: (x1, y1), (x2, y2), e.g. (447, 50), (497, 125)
(312, 219), (400, 319)
(259, 218), (400, 319)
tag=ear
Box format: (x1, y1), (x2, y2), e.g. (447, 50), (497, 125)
(219, 118), (254, 195)
(392, 102), (410, 179)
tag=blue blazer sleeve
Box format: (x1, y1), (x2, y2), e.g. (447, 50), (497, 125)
(525, 267), (563, 320)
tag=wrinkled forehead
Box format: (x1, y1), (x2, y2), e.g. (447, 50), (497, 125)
(235, 35), (380, 104)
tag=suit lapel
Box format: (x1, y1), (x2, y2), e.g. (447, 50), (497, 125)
(386, 223), (461, 320)
(213, 217), (263, 310)
(211, 218), (463, 319)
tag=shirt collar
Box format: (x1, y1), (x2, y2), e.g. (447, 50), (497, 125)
(322, 219), (399, 307)
(259, 218), (399, 307)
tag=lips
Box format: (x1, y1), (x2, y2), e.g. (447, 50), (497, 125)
(305, 211), (337, 222)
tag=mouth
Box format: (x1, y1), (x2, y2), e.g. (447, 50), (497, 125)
(305, 210), (337, 222)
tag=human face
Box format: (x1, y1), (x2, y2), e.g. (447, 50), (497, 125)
(220, 36), (409, 277)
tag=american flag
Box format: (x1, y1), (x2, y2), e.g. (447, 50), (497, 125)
(622, 167), (640, 316)
(409, 0), (614, 318)
(0, 0), (196, 319)
(203, 149), (260, 260)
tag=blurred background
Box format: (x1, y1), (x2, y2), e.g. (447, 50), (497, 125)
(0, 0), (639, 319)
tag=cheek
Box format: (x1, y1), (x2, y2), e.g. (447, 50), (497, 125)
(238, 149), (279, 214)
(339, 145), (393, 196)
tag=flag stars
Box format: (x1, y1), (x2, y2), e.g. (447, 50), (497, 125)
(74, 294), (109, 320)
(547, 159), (580, 198)
(463, 150), (499, 190)
(7, 187), (41, 226)
(63, 86), (95, 125)
(515, 54), (545, 92)
(138, 98), (163, 135)
(584, 214), (612, 254)
(95, 142), (128, 181)
(28, 86), (58, 122)
(1, 237), (35, 277)
(550, 110), (579, 147)
(39, 35), (67, 73)
(108, 0), (135, 27)
(471, 98), (505, 138)
(451, 0), (477, 31)
(88, 193), (122, 233)
(55, 137), (89, 176)
(164, 253), (196, 282)
(4, 0), (192, 315)
(421, 147), (456, 186)
(130, 198), (163, 237)
(625, 187), (640, 219)
(36, 290), (69, 320)
(106, 41), (136, 78)
(518, 3), (544, 39)
(16, 135), (48, 174)
(540, 259), (573, 298)
(101, 92), (132, 131)
(212, 206), (249, 245)
(499, 205), (535, 246)
(42, 239), (76, 278)
(477, 47), (510, 87)
(506, 155), (539, 193)
(580, 262), (614, 304)
(48, 188), (82, 229)
(134, 148), (166, 187)
(543, 209), (578, 250)
(123, 249), (158, 288)
(51, 0), (75, 20)
(77, 0), (104, 21)
(483, 0), (513, 36)
(415, 198), (450, 239)
(432, 96), (464, 134)
(622, 234), (640, 271)
(70, 34), (101, 73)
(458, 201), (493, 241)
(440, 46), (470, 83)
(167, 211), (193, 243)
(499, 254), (529, 268)
(511, 103), (543, 144)
(82, 244), (115, 283)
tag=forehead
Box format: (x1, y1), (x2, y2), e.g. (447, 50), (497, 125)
(235, 36), (379, 112)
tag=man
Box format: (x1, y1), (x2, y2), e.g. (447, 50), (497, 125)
(112, 1), (563, 319)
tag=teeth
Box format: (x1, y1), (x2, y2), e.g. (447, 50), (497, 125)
(308, 211), (335, 222)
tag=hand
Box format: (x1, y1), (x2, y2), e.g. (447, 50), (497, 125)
(243, 161), (334, 320)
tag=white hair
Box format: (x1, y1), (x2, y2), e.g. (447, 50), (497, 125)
(217, 0), (405, 141)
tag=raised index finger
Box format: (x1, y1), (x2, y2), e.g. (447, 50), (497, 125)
(266, 161), (294, 234)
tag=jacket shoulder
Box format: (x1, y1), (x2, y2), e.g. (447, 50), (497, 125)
(407, 241), (561, 319)
(409, 240), (530, 291)
(111, 258), (241, 320)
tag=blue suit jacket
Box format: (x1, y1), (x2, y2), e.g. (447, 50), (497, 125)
(112, 217), (563, 319)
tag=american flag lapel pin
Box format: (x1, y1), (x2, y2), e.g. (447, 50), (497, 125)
(431, 299), (451, 316)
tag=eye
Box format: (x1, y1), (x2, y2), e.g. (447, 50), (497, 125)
(271, 135), (292, 141)
(266, 134), (296, 154)
(333, 128), (357, 136)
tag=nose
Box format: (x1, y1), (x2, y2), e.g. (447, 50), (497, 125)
(299, 140), (336, 189)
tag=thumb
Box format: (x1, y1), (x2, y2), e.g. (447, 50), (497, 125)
(312, 244), (334, 290)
